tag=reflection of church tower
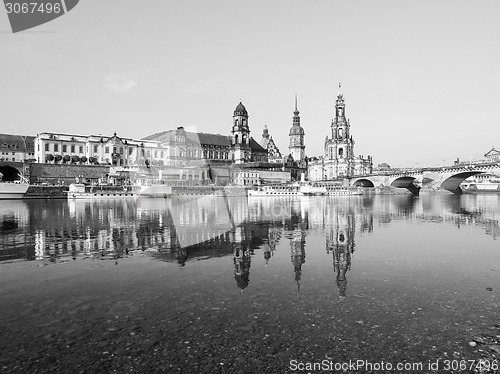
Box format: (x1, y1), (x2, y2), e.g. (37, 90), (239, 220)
(326, 210), (355, 299)
(231, 227), (251, 290)
(290, 228), (306, 291)
(231, 102), (251, 164)
(288, 95), (305, 164)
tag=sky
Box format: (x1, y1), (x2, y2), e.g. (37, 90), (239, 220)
(1, 0), (499, 168)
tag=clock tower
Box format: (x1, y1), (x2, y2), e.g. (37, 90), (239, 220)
(288, 95), (305, 164)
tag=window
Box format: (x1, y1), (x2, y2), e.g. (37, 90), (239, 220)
(53, 144), (58, 152)
(45, 144), (49, 151)
(154, 151), (158, 158)
(94, 145), (98, 153)
(71, 145), (75, 153)
(63, 145), (67, 152)
(105, 147), (109, 154)
(129, 148), (133, 155)
(79, 146), (83, 153)
(113, 146), (117, 154)
(119, 147), (123, 154)
(160, 151), (164, 158)
(12, 152), (15, 155)
(147, 151), (151, 157)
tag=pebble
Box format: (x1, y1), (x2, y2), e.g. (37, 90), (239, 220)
(490, 345), (500, 354)
(469, 341), (477, 347)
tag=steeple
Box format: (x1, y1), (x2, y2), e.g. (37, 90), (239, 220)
(293, 94), (300, 126)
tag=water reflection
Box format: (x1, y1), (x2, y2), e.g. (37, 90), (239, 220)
(1, 195), (499, 293)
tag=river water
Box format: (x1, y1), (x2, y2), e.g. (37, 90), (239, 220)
(0, 194), (499, 373)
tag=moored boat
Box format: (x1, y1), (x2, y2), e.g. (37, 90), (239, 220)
(67, 183), (142, 199)
(461, 178), (500, 193)
(0, 181), (29, 199)
(247, 182), (362, 197)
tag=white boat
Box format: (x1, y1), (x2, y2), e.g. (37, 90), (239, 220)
(247, 184), (302, 197)
(461, 177), (500, 193)
(67, 183), (142, 199)
(299, 184), (328, 196)
(247, 183), (362, 197)
(0, 181), (29, 199)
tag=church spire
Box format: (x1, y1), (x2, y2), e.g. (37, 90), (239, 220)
(293, 94), (300, 125)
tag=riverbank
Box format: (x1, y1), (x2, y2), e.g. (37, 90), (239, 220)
(23, 185), (68, 199)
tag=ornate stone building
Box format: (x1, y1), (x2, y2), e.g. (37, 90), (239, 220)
(308, 91), (372, 181)
(146, 102), (268, 166)
(260, 125), (283, 163)
(288, 96), (306, 167)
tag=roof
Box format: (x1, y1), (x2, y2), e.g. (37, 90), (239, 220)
(485, 147), (500, 157)
(289, 125), (305, 136)
(0, 133), (35, 152)
(249, 138), (267, 152)
(234, 102), (248, 116)
(143, 130), (231, 147)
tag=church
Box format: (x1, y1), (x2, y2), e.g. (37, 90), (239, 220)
(308, 91), (372, 181)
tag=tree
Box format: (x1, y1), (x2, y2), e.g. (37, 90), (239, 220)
(71, 155), (80, 164)
(63, 155), (70, 163)
(80, 156), (88, 164)
(54, 154), (62, 163)
(45, 154), (54, 163)
(88, 156), (96, 164)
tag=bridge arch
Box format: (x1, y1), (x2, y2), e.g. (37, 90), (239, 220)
(0, 165), (22, 182)
(440, 171), (485, 194)
(352, 178), (375, 187)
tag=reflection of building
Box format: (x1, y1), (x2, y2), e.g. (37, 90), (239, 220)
(308, 91), (372, 181)
(290, 228), (306, 291)
(232, 227), (252, 290)
(326, 207), (356, 299)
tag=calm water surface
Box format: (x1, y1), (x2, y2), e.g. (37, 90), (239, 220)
(0, 194), (499, 373)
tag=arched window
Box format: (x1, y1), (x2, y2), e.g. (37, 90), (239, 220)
(339, 148), (343, 158)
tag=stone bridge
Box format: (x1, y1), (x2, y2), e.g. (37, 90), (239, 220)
(350, 162), (500, 194)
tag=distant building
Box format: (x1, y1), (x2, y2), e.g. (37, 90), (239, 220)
(484, 147), (500, 162)
(308, 91), (372, 181)
(0, 134), (35, 162)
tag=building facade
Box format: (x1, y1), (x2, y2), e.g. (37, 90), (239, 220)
(308, 91), (372, 181)
(260, 125), (283, 163)
(34, 131), (168, 167)
(484, 147), (500, 162)
(0, 134), (35, 162)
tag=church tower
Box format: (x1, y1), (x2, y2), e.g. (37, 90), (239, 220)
(288, 95), (305, 164)
(326, 91), (355, 177)
(231, 102), (251, 164)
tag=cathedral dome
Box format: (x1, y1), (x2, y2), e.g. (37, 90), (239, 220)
(289, 125), (304, 136)
(234, 102), (248, 116)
